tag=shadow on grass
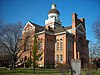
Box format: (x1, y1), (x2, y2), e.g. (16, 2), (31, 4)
(36, 69), (59, 74)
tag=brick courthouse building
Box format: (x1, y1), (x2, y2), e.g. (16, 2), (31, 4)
(17, 4), (89, 68)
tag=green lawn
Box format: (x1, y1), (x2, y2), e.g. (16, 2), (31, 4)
(0, 68), (60, 75)
(0, 67), (100, 75)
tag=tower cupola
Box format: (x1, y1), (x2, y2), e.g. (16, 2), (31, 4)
(45, 4), (62, 30)
(48, 4), (60, 19)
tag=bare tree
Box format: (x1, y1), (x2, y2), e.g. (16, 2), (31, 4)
(90, 18), (100, 68)
(0, 21), (23, 69)
(89, 42), (100, 62)
(92, 18), (100, 41)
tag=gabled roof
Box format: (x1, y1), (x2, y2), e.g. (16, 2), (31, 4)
(29, 21), (44, 29)
(76, 23), (86, 33)
(55, 26), (66, 33)
(29, 21), (45, 33)
(23, 21), (74, 35)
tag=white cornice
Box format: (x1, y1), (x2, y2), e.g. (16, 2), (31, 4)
(23, 21), (35, 31)
(35, 31), (45, 35)
(54, 31), (66, 35)
(36, 31), (54, 35)
(66, 23), (86, 34)
(76, 23), (86, 33)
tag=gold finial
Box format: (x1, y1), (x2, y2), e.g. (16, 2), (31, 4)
(51, 4), (56, 9)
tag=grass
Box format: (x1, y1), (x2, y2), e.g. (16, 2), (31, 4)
(0, 67), (100, 75)
(0, 68), (60, 75)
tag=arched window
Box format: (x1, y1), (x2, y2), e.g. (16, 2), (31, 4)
(38, 40), (42, 50)
(28, 57), (29, 61)
(24, 56), (27, 61)
(24, 35), (31, 51)
(22, 58), (23, 62)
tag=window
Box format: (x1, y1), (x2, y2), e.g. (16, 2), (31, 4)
(20, 59), (22, 63)
(60, 55), (63, 62)
(56, 55), (59, 62)
(22, 58), (23, 62)
(38, 56), (43, 61)
(24, 56), (27, 61)
(28, 57), (29, 61)
(57, 43), (59, 51)
(56, 39), (59, 51)
(24, 36), (31, 51)
(38, 41), (42, 50)
(60, 39), (63, 51)
(60, 42), (63, 50)
(60, 39), (62, 41)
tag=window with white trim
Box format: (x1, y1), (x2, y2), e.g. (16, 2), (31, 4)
(60, 55), (63, 62)
(60, 39), (63, 51)
(56, 39), (59, 51)
(56, 55), (59, 62)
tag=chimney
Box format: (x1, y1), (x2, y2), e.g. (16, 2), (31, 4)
(72, 13), (77, 28)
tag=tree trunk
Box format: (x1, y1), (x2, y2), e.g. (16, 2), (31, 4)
(33, 59), (36, 74)
(33, 60), (35, 74)
(34, 66), (35, 74)
(12, 60), (15, 70)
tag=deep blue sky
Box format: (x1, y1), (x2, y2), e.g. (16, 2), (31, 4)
(0, 0), (100, 43)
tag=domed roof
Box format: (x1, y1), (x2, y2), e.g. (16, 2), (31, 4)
(48, 9), (60, 15)
(48, 4), (60, 15)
